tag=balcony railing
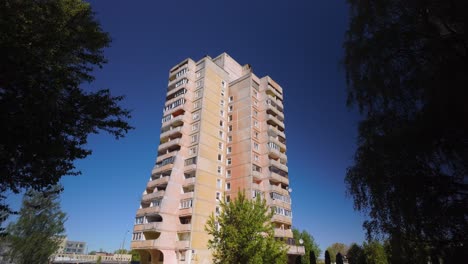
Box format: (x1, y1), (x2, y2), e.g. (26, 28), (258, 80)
(136, 206), (161, 217)
(274, 228), (293, 238)
(268, 125), (285, 139)
(269, 159), (288, 173)
(178, 223), (192, 232)
(270, 171), (289, 185)
(176, 240), (190, 249)
(267, 114), (284, 128)
(160, 126), (183, 140)
(147, 176), (170, 189)
(158, 138), (181, 152)
(287, 245), (306, 255)
(151, 163), (174, 175)
(269, 184), (290, 196)
(142, 190), (165, 202)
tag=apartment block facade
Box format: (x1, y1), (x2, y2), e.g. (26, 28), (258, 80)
(131, 53), (304, 264)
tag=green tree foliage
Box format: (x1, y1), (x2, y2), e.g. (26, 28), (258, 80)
(130, 249), (141, 261)
(324, 250), (330, 264)
(6, 185), (66, 264)
(293, 228), (321, 264)
(326, 243), (348, 263)
(96, 256), (102, 264)
(362, 241), (388, 264)
(336, 253), (344, 264)
(347, 243), (364, 264)
(310, 250), (317, 264)
(205, 191), (287, 264)
(0, 0), (133, 228)
(343, 0), (468, 262)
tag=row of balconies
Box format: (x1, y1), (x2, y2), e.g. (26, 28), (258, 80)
(131, 239), (190, 250)
(266, 84), (283, 100)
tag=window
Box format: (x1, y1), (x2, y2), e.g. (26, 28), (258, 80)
(220, 110), (224, 117)
(253, 90), (258, 98)
(176, 68), (188, 78)
(192, 122), (199, 131)
(221, 90), (225, 97)
(217, 166), (222, 175)
(254, 154), (259, 161)
(219, 131), (224, 139)
(228, 115), (233, 122)
(217, 154), (222, 162)
(227, 158), (232, 165)
(217, 179), (222, 188)
(151, 199), (162, 207)
(220, 100), (225, 107)
(193, 111), (200, 120)
(228, 125), (233, 132)
(215, 206), (220, 215)
(228, 105), (233, 112)
(228, 136), (232, 142)
(227, 146), (232, 154)
(191, 134), (198, 143)
(226, 195), (231, 203)
(180, 199), (193, 209)
(226, 182), (231, 190)
(175, 79), (188, 88)
(254, 142), (259, 150)
(229, 96), (233, 102)
(253, 100), (258, 106)
(227, 170), (231, 178)
(193, 100), (202, 109)
(189, 147), (197, 155)
(216, 192), (221, 201)
(253, 110), (258, 117)
(254, 131), (259, 139)
(195, 89), (203, 99)
(219, 120), (224, 127)
(132, 232), (143, 241)
(254, 120), (258, 128)
(218, 142), (223, 150)
(135, 217), (144, 224)
(180, 251), (186, 261)
(196, 71), (201, 78)
(196, 80), (202, 87)
(221, 80), (226, 88)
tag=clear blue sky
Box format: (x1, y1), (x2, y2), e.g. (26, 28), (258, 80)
(7, 0), (366, 255)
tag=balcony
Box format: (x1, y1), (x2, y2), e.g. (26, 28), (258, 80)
(167, 78), (189, 94)
(268, 145), (286, 161)
(267, 114), (284, 129)
(183, 177), (196, 187)
(131, 240), (154, 249)
(252, 171), (263, 181)
(269, 159), (288, 173)
(268, 125), (285, 139)
(268, 94), (284, 109)
(156, 150), (178, 164)
(270, 199), (292, 209)
(274, 228), (293, 238)
(269, 136), (286, 152)
(287, 245), (305, 255)
(272, 214), (292, 224)
(147, 176), (170, 189)
(178, 223), (192, 232)
(267, 103), (284, 120)
(266, 85), (283, 100)
(269, 184), (290, 196)
(161, 113), (186, 127)
(180, 192), (194, 200)
(179, 207), (193, 216)
(151, 163), (174, 175)
(270, 171), (289, 185)
(160, 126), (183, 140)
(142, 190), (165, 202)
(176, 240), (190, 249)
(136, 222), (163, 232)
(184, 157), (197, 172)
(158, 138), (181, 152)
(136, 206), (161, 217)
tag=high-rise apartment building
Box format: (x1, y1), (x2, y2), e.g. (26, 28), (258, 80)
(131, 53), (304, 264)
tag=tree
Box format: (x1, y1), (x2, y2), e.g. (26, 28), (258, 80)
(362, 241), (388, 264)
(96, 256), (102, 264)
(347, 243), (364, 264)
(6, 185), (66, 264)
(324, 250), (330, 264)
(130, 249), (141, 261)
(336, 253), (344, 264)
(205, 191), (287, 264)
(326, 243), (348, 263)
(343, 0), (468, 262)
(0, 0), (133, 228)
(293, 228), (321, 264)
(310, 250), (317, 264)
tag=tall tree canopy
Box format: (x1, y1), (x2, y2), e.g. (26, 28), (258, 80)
(6, 185), (66, 264)
(0, 0), (132, 226)
(205, 191), (287, 264)
(344, 0), (467, 262)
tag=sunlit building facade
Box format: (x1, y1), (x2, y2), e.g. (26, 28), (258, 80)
(131, 53), (304, 264)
